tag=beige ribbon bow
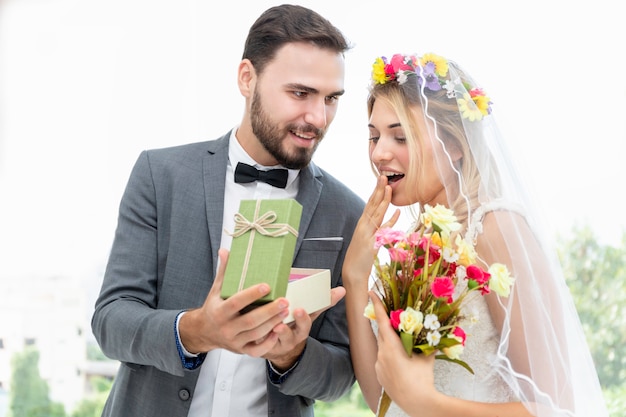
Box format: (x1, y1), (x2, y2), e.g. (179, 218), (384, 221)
(227, 201), (299, 291)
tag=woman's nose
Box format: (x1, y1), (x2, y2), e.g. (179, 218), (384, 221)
(370, 138), (393, 164)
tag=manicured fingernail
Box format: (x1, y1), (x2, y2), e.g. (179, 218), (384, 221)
(259, 284), (270, 294)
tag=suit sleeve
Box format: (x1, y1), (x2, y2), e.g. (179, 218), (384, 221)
(91, 151), (188, 377)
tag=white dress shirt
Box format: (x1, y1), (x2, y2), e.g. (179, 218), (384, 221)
(187, 128), (299, 417)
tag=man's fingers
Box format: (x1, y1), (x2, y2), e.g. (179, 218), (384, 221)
(209, 248), (230, 296)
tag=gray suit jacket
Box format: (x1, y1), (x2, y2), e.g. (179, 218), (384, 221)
(91, 132), (364, 417)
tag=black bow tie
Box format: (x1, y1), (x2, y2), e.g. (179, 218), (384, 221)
(234, 162), (289, 189)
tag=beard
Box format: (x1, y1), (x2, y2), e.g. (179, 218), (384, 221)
(250, 89), (324, 170)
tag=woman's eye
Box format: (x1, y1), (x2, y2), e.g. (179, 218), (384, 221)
(369, 137), (379, 143)
(396, 137), (406, 143)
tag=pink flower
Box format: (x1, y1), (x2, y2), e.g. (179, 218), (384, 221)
(390, 309), (403, 330)
(390, 53), (413, 73)
(430, 276), (455, 303)
(389, 247), (410, 263)
(375, 227), (406, 249)
(406, 232), (422, 247)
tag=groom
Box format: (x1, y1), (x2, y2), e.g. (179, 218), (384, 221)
(91, 4), (364, 417)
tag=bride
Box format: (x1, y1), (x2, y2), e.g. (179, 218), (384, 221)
(342, 52), (608, 417)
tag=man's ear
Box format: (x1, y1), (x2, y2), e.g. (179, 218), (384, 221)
(237, 59), (256, 98)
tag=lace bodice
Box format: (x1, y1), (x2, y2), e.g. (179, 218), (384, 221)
(378, 202), (521, 417)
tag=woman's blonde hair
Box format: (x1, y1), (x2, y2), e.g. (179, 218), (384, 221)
(366, 62), (500, 227)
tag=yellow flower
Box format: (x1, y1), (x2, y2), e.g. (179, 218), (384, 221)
(399, 307), (424, 335)
(455, 235), (477, 266)
(363, 302), (376, 320)
(458, 92), (484, 121)
(421, 204), (461, 235)
(474, 94), (492, 116)
(420, 53), (449, 78)
(372, 57), (388, 85)
(429, 232), (443, 248)
(488, 263), (515, 297)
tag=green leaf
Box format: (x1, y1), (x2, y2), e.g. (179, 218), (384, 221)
(400, 331), (414, 356)
(435, 354), (475, 374)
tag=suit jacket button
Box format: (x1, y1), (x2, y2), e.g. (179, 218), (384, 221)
(178, 389), (190, 401)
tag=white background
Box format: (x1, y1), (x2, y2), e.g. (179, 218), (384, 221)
(1, 0), (625, 282)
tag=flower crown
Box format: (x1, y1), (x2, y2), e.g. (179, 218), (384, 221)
(371, 53), (492, 121)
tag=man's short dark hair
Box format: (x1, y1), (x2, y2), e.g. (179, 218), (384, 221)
(242, 4), (351, 75)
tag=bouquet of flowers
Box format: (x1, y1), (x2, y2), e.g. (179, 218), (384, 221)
(364, 204), (514, 416)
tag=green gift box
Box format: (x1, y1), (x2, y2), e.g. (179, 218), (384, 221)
(221, 199), (303, 304)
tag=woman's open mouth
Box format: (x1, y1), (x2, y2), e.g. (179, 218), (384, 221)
(385, 173), (405, 184)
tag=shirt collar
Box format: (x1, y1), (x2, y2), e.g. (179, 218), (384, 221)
(228, 128), (300, 188)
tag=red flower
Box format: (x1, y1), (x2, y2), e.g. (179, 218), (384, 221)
(384, 64), (396, 80)
(389, 309), (403, 330)
(469, 87), (485, 98)
(466, 265), (490, 285)
(431, 276), (455, 303)
(453, 327), (467, 345)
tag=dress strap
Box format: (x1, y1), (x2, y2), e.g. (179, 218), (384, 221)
(466, 200), (526, 243)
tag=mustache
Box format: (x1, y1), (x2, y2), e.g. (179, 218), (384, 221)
(286, 123), (324, 138)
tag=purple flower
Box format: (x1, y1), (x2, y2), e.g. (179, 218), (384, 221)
(418, 61), (442, 92)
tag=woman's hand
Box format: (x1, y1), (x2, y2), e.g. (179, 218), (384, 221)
(370, 291), (439, 416)
(342, 175), (399, 288)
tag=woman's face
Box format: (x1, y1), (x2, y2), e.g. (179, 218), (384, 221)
(368, 99), (449, 207)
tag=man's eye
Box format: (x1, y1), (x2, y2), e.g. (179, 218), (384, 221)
(293, 91), (308, 98)
(326, 95), (339, 103)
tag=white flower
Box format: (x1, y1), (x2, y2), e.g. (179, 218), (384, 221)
(397, 71), (409, 85)
(442, 246), (459, 263)
(455, 265), (467, 280)
(426, 330), (441, 346)
(443, 79), (458, 99)
(424, 313), (440, 330)
(443, 343), (464, 360)
(421, 204), (461, 235)
(467, 308), (480, 325)
(399, 307), (424, 335)
(488, 263), (515, 297)
(363, 302), (376, 320)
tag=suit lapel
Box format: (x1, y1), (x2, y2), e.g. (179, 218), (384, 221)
(203, 133), (230, 268)
(295, 163), (323, 254)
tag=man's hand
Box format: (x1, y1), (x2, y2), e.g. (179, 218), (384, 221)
(263, 285), (346, 371)
(179, 249), (290, 357)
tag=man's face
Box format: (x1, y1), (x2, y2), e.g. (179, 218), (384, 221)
(250, 42), (345, 169)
